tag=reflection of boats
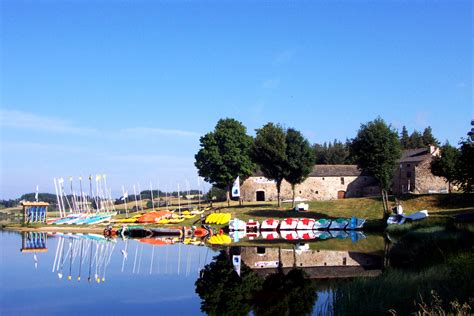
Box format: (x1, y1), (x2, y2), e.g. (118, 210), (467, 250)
(51, 233), (115, 283)
(280, 231), (299, 240)
(108, 226), (184, 238)
(297, 230), (317, 240)
(261, 231), (280, 240)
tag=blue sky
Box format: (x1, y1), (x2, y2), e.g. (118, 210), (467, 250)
(1, 0), (472, 198)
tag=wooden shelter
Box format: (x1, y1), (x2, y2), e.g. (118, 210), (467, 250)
(21, 201), (49, 224)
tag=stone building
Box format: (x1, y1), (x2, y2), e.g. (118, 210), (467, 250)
(392, 146), (450, 195)
(234, 246), (381, 279)
(240, 165), (379, 202)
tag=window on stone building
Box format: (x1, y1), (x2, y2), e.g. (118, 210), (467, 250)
(340, 177), (344, 185)
(315, 191), (319, 194)
(322, 177), (325, 181)
(299, 190), (302, 194)
(257, 247), (266, 255)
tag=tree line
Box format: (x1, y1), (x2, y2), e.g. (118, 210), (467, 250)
(313, 126), (439, 165)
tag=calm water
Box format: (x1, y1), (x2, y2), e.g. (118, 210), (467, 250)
(0, 231), (380, 315)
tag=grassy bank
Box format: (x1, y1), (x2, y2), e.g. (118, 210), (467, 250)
(331, 219), (474, 315)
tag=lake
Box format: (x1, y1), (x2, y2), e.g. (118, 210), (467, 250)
(0, 230), (385, 315)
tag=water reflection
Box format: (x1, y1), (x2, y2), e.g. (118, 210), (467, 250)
(3, 231), (383, 315)
(195, 245), (382, 315)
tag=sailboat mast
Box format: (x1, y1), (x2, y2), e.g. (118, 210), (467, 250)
(150, 182), (155, 212)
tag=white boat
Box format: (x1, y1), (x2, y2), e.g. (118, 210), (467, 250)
(313, 218), (331, 230)
(279, 218), (299, 230)
(260, 218), (279, 230)
(328, 218), (349, 230)
(296, 218), (315, 230)
(261, 231), (280, 240)
(294, 203), (309, 211)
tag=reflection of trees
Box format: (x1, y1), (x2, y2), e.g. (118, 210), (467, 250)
(195, 251), (262, 316)
(253, 269), (317, 316)
(195, 251), (317, 316)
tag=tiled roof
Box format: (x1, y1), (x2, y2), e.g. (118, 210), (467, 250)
(399, 148), (432, 163)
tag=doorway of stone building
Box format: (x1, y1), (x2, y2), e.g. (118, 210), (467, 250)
(337, 190), (346, 199)
(256, 190), (265, 201)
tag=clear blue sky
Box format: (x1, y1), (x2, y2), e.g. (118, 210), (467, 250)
(1, 0), (472, 199)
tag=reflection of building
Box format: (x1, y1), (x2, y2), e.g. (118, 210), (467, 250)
(392, 146), (450, 195)
(21, 232), (48, 253)
(233, 246), (381, 279)
(241, 165), (379, 202)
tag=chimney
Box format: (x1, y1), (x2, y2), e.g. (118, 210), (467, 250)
(430, 145), (440, 156)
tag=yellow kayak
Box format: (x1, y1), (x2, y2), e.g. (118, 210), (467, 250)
(183, 214), (196, 219)
(157, 218), (171, 224)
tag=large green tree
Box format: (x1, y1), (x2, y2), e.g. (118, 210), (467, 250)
(456, 140), (474, 193)
(430, 143), (460, 193)
(195, 118), (255, 205)
(350, 118), (401, 217)
(284, 128), (314, 207)
(252, 123), (287, 206)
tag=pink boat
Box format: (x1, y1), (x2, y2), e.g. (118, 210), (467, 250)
(260, 218), (279, 230)
(296, 218), (316, 230)
(279, 218), (299, 230)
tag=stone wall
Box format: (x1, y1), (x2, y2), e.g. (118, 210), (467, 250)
(414, 159), (450, 194)
(241, 175), (375, 202)
(392, 158), (449, 194)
